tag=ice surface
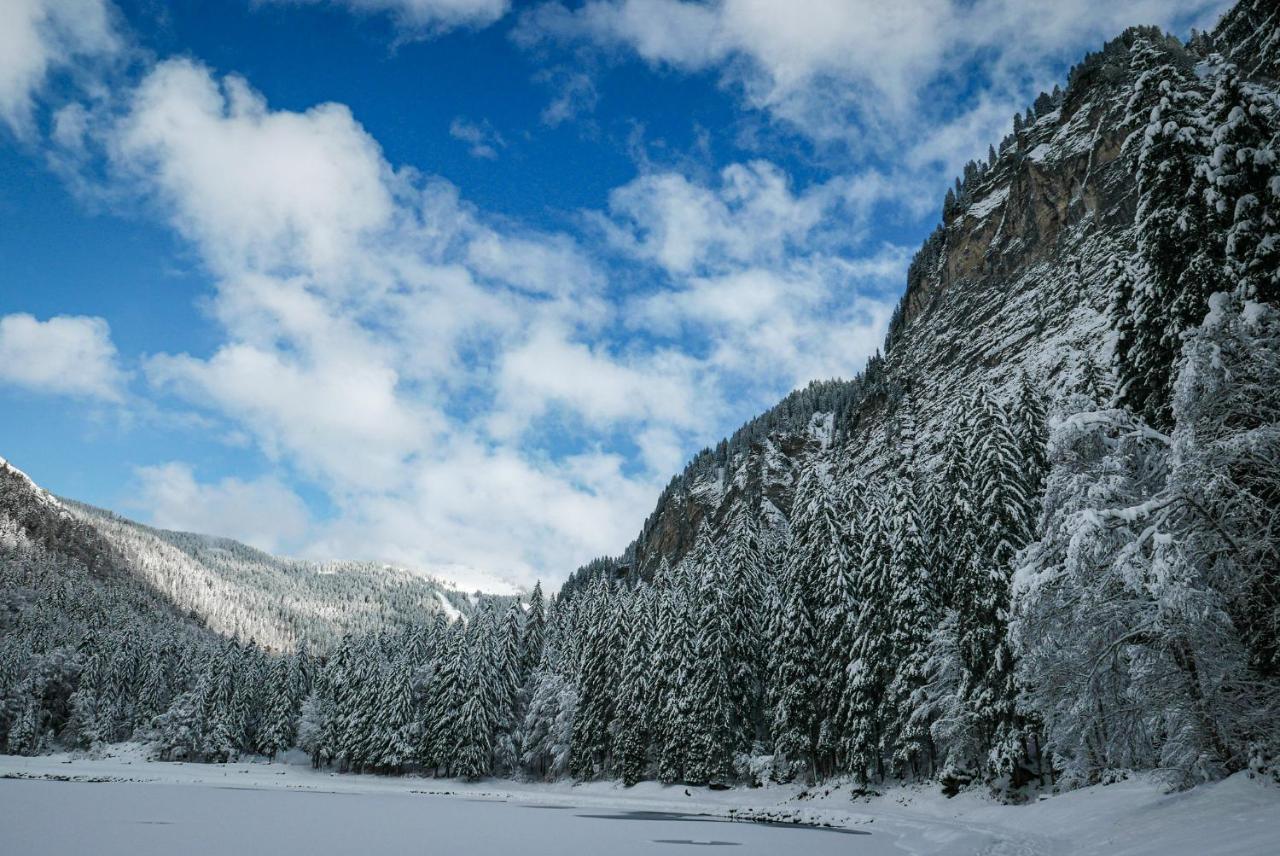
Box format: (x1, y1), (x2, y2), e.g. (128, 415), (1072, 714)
(1, 748), (1276, 855)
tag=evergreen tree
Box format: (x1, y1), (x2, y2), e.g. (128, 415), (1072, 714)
(656, 560), (696, 783)
(882, 460), (936, 777)
(613, 585), (655, 785)
(721, 505), (766, 750)
(1115, 36), (1210, 427)
(840, 489), (891, 781)
(687, 520), (736, 784)
(770, 472), (824, 780)
(570, 579), (619, 778)
(258, 659), (296, 761)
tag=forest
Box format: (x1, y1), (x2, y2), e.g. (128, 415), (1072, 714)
(1, 25), (1277, 800)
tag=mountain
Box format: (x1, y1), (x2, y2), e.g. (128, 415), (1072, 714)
(2, 0), (1277, 794)
(567, 2), (1276, 591)
(1, 457), (476, 653)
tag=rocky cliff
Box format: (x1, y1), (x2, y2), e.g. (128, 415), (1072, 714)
(563, 6), (1278, 593)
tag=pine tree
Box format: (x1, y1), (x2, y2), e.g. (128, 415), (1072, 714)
(656, 560), (696, 783)
(376, 654), (416, 772)
(882, 459), (935, 777)
(423, 624), (463, 774)
(520, 582), (546, 687)
(840, 488), (891, 781)
(687, 519), (737, 784)
(1196, 64), (1280, 304)
(955, 388), (1032, 783)
(570, 579), (619, 779)
(258, 659), (296, 761)
(613, 584), (655, 785)
(770, 471), (824, 780)
(721, 505), (766, 751)
(1115, 35), (1210, 427)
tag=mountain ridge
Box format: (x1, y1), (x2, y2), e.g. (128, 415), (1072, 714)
(563, 5), (1275, 595)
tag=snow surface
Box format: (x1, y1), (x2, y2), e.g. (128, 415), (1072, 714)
(436, 591), (466, 623)
(1027, 142), (1054, 163)
(967, 186), (1010, 220)
(1, 747), (1276, 855)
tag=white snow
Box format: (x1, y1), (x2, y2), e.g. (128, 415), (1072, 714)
(1028, 142), (1054, 163)
(436, 591), (465, 623)
(1, 748), (1275, 855)
(966, 185), (1009, 220)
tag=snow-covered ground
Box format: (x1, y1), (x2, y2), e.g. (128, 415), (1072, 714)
(1, 747), (1276, 855)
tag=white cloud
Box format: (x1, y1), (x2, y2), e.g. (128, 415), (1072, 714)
(449, 116), (506, 159)
(263, 0), (510, 34)
(135, 462), (311, 553)
(517, 0), (1232, 144)
(58, 54), (902, 589)
(0, 0), (118, 136)
(0, 313), (125, 400)
(113, 60), (396, 282)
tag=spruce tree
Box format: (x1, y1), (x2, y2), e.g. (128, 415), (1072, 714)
(613, 584), (655, 785)
(687, 519), (737, 784)
(656, 560), (696, 783)
(770, 471), (823, 780)
(721, 505), (766, 751)
(840, 488), (891, 781)
(1116, 36), (1209, 427)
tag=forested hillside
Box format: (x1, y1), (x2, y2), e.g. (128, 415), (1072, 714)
(0, 457), (481, 757)
(2, 0), (1277, 799)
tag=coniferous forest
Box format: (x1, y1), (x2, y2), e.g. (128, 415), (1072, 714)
(2, 5), (1279, 803)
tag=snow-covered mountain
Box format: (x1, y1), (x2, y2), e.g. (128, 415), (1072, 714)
(1, 457), (476, 653)
(566, 0), (1278, 592)
(1, 0), (1275, 798)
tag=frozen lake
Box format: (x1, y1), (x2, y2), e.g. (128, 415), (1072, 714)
(0, 779), (891, 856)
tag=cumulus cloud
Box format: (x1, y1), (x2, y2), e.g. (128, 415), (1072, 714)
(262, 0), (510, 35)
(0, 0), (119, 135)
(99, 60), (693, 586)
(517, 0), (1231, 145)
(135, 462), (312, 553)
(113, 60), (396, 281)
(0, 313), (126, 400)
(42, 49), (903, 588)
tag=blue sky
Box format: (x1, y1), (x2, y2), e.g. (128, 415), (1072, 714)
(0, 0), (1230, 590)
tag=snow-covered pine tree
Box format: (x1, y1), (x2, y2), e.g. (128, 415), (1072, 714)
(770, 470), (825, 781)
(520, 582), (546, 687)
(492, 603), (523, 774)
(423, 623), (463, 774)
(1012, 373), (1050, 508)
(950, 389), (1033, 783)
(1195, 63), (1280, 305)
(613, 583), (655, 785)
(454, 612), (496, 780)
(569, 577), (619, 778)
(1116, 35), (1210, 427)
(721, 504), (766, 751)
(882, 427), (937, 778)
(687, 519), (736, 784)
(806, 463), (854, 778)
(375, 653), (416, 773)
(656, 558), (697, 783)
(840, 486), (891, 782)
(258, 658), (296, 761)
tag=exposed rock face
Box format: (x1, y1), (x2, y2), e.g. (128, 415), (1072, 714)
(562, 10), (1274, 592)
